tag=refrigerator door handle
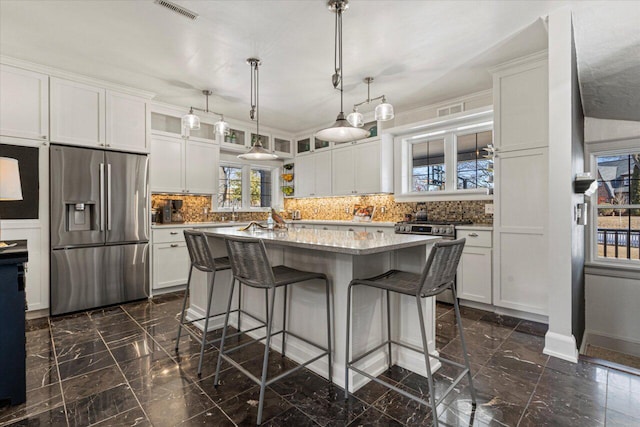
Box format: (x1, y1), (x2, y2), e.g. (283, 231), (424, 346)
(107, 163), (112, 231)
(99, 163), (105, 231)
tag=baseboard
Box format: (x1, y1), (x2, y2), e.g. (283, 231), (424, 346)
(151, 284), (186, 298)
(26, 308), (49, 320)
(458, 299), (549, 324)
(582, 330), (640, 358)
(543, 331), (578, 362)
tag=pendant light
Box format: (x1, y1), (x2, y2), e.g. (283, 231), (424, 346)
(315, 0), (370, 143)
(182, 90), (229, 136)
(238, 58), (278, 160)
(347, 77), (394, 126)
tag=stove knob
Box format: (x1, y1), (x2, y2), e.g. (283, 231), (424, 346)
(434, 228), (440, 234)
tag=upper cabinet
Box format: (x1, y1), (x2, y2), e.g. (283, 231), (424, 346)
(295, 151), (332, 197)
(50, 77), (106, 147)
(273, 135), (293, 158)
(106, 91), (147, 153)
(51, 77), (149, 152)
(0, 64), (49, 142)
(331, 139), (393, 196)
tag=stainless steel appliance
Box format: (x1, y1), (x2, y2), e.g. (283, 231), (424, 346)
(157, 199), (184, 224)
(50, 145), (149, 315)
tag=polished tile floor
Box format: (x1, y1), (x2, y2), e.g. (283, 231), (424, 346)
(2, 293), (639, 426)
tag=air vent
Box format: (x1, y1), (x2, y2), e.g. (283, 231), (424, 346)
(437, 103), (464, 117)
(154, 0), (199, 20)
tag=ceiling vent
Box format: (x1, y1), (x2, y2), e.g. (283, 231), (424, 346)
(437, 103), (464, 117)
(154, 0), (199, 20)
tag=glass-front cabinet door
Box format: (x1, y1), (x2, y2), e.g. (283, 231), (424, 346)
(296, 137), (312, 155)
(273, 136), (293, 158)
(314, 136), (331, 151)
(251, 133), (270, 150)
(150, 112), (183, 137)
(222, 127), (247, 150)
(187, 121), (216, 143)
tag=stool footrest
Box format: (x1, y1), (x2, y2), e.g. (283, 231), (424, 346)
(178, 308), (268, 348)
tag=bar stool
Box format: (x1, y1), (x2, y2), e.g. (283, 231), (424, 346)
(344, 238), (476, 427)
(214, 235), (332, 425)
(176, 230), (266, 377)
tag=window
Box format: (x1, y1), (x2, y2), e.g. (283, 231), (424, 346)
(218, 165), (242, 209)
(217, 163), (276, 211)
(456, 131), (494, 190)
(411, 138), (445, 191)
(250, 168), (272, 208)
(594, 152), (640, 262)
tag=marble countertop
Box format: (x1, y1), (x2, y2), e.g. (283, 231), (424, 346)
(204, 227), (440, 255)
(0, 240), (28, 265)
(151, 222), (250, 229)
(287, 219), (397, 227)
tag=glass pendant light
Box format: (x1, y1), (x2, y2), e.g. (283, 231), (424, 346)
(182, 108), (201, 130)
(347, 108), (364, 127)
(375, 97), (394, 121)
(214, 118), (229, 136)
(351, 77), (394, 124)
(183, 90), (228, 135)
(316, 0), (370, 143)
(238, 58), (278, 161)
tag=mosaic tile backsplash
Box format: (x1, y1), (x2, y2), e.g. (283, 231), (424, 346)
(151, 194), (492, 224)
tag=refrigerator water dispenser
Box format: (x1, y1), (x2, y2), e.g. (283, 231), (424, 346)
(66, 202), (95, 231)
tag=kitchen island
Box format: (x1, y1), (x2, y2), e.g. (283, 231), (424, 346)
(187, 226), (441, 392)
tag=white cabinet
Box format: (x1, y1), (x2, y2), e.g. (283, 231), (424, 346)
(295, 151), (332, 197)
(50, 77), (106, 147)
(106, 91), (147, 153)
(331, 139), (392, 196)
(491, 53), (549, 316)
(0, 65), (49, 141)
(150, 135), (218, 194)
(456, 228), (492, 304)
(152, 228), (189, 291)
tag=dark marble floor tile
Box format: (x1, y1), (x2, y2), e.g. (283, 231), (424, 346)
(269, 368), (331, 406)
(605, 408), (640, 427)
(353, 375), (396, 405)
(56, 350), (115, 381)
(400, 364), (470, 408)
(198, 368), (260, 404)
(535, 366), (607, 408)
(606, 382), (640, 420)
(110, 338), (166, 364)
(25, 329), (53, 356)
(97, 320), (144, 340)
(515, 319), (548, 337)
(440, 337), (497, 367)
(120, 352), (181, 387)
(216, 386), (292, 426)
(61, 364), (126, 402)
(295, 386), (367, 427)
(152, 291), (185, 305)
(88, 305), (126, 320)
(433, 405), (494, 427)
(65, 383), (140, 427)
(457, 306), (489, 321)
(519, 397), (604, 427)
(607, 369), (640, 393)
(3, 405), (67, 427)
(50, 314), (95, 338)
(179, 406), (235, 426)
(102, 328), (151, 348)
(446, 399), (521, 427)
(259, 406), (317, 426)
(53, 328), (103, 350)
(372, 383), (433, 427)
(483, 336), (547, 384)
(25, 317), (49, 332)
(478, 312), (520, 329)
(436, 302), (453, 318)
(0, 383), (63, 425)
(139, 383), (214, 426)
(379, 365), (413, 383)
(465, 320), (513, 345)
(545, 357), (608, 384)
(92, 311), (135, 329)
(174, 346), (227, 379)
(500, 330), (545, 355)
(92, 406), (151, 426)
(238, 351), (299, 380)
(55, 337), (108, 363)
(25, 359), (59, 391)
(439, 311), (478, 330)
(346, 406), (403, 426)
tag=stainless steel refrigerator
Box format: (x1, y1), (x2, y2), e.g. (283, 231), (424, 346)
(50, 145), (149, 315)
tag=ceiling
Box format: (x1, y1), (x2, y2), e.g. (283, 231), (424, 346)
(1, 1), (638, 133)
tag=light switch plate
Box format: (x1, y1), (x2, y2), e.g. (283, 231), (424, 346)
(485, 204), (494, 214)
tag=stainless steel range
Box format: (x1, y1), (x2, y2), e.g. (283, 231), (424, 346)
(394, 220), (471, 240)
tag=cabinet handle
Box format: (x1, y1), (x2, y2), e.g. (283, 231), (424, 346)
(323, 227), (329, 230)
(41, 135), (47, 139)
(170, 232), (178, 235)
(170, 244), (179, 248)
(348, 228), (354, 231)
(376, 230), (384, 233)
(468, 233), (479, 237)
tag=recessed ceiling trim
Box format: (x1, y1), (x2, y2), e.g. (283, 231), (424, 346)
(154, 0), (199, 20)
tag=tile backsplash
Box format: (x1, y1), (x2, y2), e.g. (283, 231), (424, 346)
(150, 194), (269, 223)
(284, 195), (493, 224)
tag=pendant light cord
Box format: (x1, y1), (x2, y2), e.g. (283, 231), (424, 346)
(249, 60), (261, 146)
(337, 5), (344, 113)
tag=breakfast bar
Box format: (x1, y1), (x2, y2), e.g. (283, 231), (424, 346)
(186, 226), (441, 392)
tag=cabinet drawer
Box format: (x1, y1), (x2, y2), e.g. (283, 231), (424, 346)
(366, 226), (393, 235)
(153, 228), (186, 244)
(457, 229), (492, 248)
(152, 242), (189, 290)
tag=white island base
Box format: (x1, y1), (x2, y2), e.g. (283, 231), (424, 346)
(186, 228), (441, 393)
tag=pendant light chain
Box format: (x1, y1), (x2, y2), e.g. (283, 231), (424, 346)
(338, 4), (344, 113)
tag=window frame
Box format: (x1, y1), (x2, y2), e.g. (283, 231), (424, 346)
(587, 144), (640, 268)
(215, 161), (279, 212)
(396, 114), (493, 201)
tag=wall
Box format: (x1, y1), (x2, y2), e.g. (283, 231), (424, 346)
(284, 195), (493, 224)
(570, 24), (586, 347)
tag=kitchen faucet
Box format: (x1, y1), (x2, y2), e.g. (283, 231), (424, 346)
(231, 200), (238, 222)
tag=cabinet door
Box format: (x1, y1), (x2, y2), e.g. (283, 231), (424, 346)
(150, 135), (184, 193)
(106, 91), (148, 153)
(152, 243), (189, 289)
(314, 151), (332, 196)
(0, 65), (49, 141)
(273, 136), (293, 158)
(331, 146), (355, 196)
(457, 247), (492, 304)
(295, 155), (315, 197)
(50, 77), (105, 147)
(185, 140), (218, 194)
(354, 140), (381, 194)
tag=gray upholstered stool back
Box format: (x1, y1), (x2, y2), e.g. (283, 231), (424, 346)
(224, 235), (276, 288)
(419, 238), (466, 297)
(184, 230), (216, 273)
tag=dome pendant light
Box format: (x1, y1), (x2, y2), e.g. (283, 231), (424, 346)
(315, 0), (370, 143)
(238, 58), (278, 160)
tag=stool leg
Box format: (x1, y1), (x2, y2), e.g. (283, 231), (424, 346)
(344, 283), (353, 400)
(452, 286), (477, 406)
(386, 289), (392, 369)
(282, 286), (288, 358)
(214, 278), (236, 387)
(237, 282), (242, 332)
(197, 270), (216, 378)
(257, 287), (277, 426)
(175, 265), (193, 352)
(416, 295), (439, 427)
(325, 279), (332, 384)
(264, 289), (269, 327)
